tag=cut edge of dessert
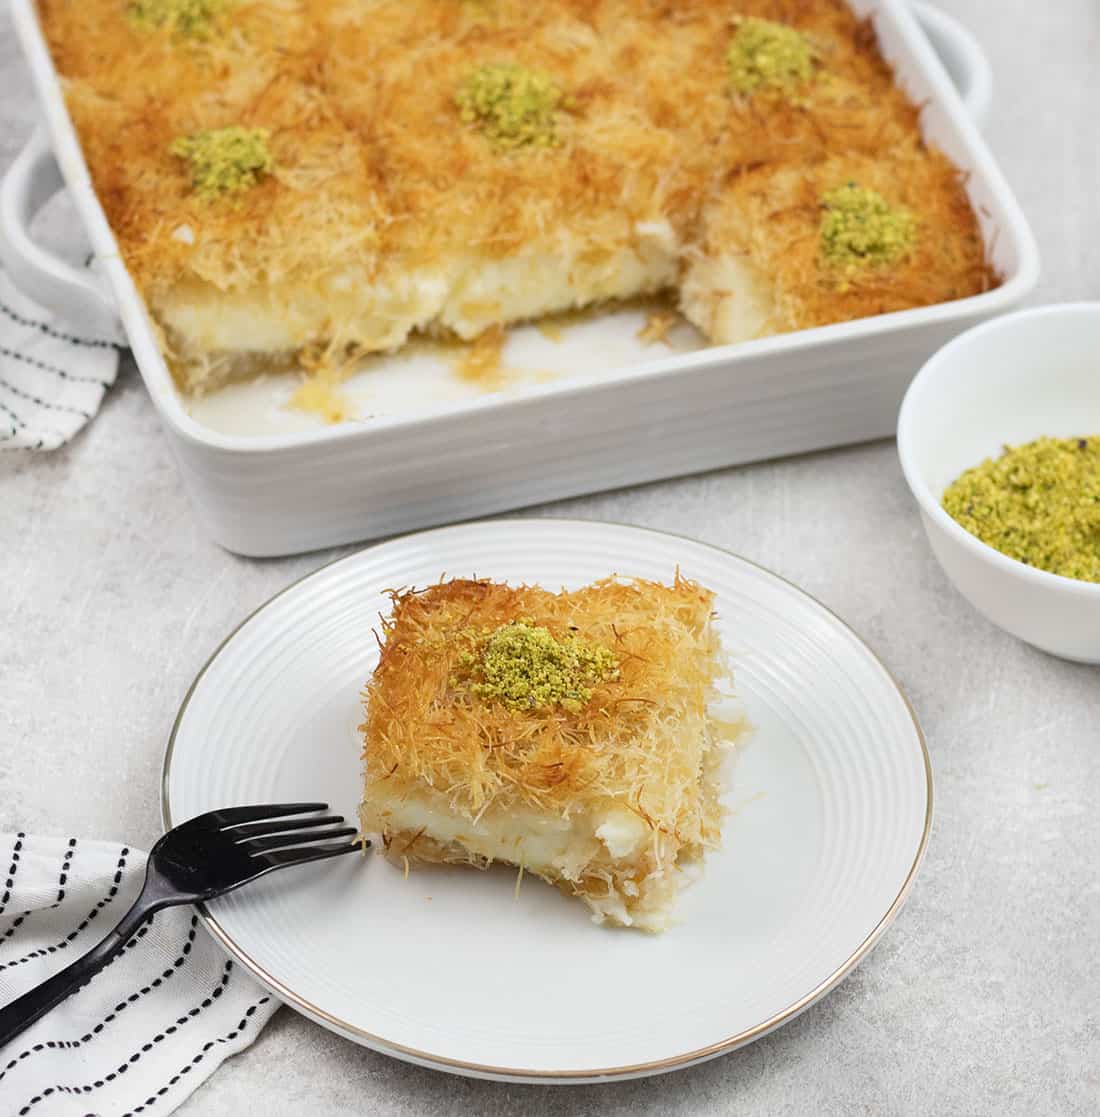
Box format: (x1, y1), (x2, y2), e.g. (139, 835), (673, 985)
(357, 574), (747, 931)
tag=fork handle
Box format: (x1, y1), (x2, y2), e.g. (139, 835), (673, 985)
(0, 880), (169, 1049)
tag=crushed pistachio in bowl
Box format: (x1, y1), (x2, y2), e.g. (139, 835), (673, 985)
(942, 436), (1100, 584)
(896, 302), (1100, 665)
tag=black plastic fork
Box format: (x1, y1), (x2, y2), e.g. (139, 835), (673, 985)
(0, 803), (365, 1049)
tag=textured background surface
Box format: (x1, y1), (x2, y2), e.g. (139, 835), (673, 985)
(2, 2), (1098, 1113)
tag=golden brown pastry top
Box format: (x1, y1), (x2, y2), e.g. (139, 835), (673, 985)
(40, 0), (992, 324)
(360, 575), (726, 829)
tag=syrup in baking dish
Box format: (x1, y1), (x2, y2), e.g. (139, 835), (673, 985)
(187, 297), (704, 437)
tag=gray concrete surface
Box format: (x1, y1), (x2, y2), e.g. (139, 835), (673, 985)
(2, 2), (1098, 1113)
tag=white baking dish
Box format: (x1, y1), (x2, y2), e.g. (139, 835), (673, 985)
(2, 0), (1038, 557)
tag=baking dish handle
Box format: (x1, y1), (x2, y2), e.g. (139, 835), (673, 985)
(911, 2), (993, 128)
(0, 127), (125, 344)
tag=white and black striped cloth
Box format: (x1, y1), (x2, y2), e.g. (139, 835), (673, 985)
(0, 833), (279, 1116)
(0, 268), (120, 453)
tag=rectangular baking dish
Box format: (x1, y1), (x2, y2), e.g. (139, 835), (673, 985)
(3, 0), (1039, 557)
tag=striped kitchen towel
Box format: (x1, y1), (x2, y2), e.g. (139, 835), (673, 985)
(0, 833), (279, 1116)
(0, 268), (120, 453)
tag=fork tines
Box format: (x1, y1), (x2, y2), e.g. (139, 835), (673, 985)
(205, 803), (366, 864)
(209, 802), (329, 826)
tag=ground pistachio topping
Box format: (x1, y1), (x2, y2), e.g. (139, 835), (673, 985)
(820, 182), (915, 273)
(727, 16), (815, 96)
(942, 436), (1100, 583)
(171, 127), (273, 200)
(451, 619), (619, 712)
(456, 63), (565, 149)
(128, 0), (228, 39)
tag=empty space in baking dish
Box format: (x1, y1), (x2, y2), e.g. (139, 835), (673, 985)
(187, 299), (705, 436)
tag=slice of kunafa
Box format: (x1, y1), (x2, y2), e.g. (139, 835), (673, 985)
(359, 575), (740, 931)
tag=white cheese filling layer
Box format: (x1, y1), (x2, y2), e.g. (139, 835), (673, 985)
(678, 251), (776, 345)
(370, 793), (653, 884)
(156, 221), (682, 369)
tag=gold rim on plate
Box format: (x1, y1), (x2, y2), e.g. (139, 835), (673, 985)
(160, 517), (934, 1083)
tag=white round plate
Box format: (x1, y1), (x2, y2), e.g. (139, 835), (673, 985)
(162, 519), (931, 1083)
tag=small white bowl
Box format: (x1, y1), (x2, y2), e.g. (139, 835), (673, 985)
(898, 303), (1100, 664)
